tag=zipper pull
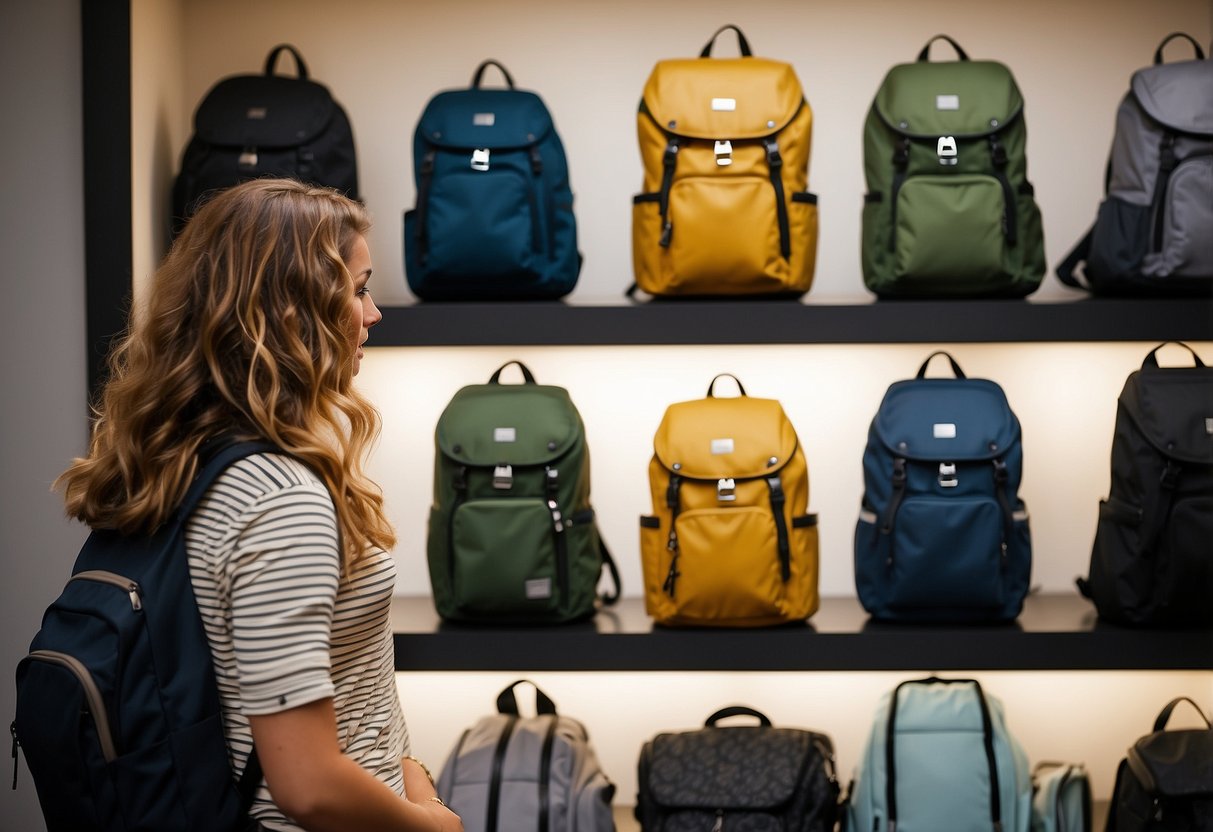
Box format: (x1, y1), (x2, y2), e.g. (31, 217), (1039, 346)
(662, 552), (680, 598)
(711, 809), (723, 832)
(11, 721), (19, 790)
(129, 584), (143, 611)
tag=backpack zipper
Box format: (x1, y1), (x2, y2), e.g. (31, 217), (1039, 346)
(24, 650), (117, 763)
(70, 570), (143, 610)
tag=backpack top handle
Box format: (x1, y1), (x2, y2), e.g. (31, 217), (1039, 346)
(917, 34), (970, 62)
(496, 679), (558, 717)
(1153, 697), (1212, 732)
(700, 24), (753, 58)
(1154, 32), (1206, 64)
(915, 350), (967, 379)
(264, 44), (309, 79)
(488, 360), (536, 384)
(704, 705), (772, 727)
(471, 59), (516, 89)
(706, 373), (747, 397)
(1143, 341), (1206, 370)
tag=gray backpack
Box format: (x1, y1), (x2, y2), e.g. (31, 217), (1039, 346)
(1057, 33), (1213, 296)
(437, 680), (617, 832)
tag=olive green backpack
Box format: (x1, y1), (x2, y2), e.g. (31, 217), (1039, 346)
(426, 361), (620, 623)
(861, 35), (1046, 298)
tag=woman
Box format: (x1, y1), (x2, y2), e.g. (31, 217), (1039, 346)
(56, 179), (462, 832)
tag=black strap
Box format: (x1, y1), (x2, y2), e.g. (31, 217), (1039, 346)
(700, 25), (752, 58)
(1150, 135), (1179, 253)
(705, 706), (772, 727)
(1153, 696), (1212, 731)
(413, 150), (437, 264)
(598, 540), (622, 606)
(488, 360), (537, 384)
(706, 373), (747, 397)
(657, 139), (680, 248)
(917, 34), (969, 62)
(237, 751), (263, 819)
(663, 475), (683, 597)
(915, 350), (966, 379)
(1154, 32), (1206, 64)
(471, 59), (515, 89)
(496, 680), (558, 717)
(767, 477), (791, 582)
(764, 138), (791, 259)
(1055, 226), (1094, 290)
(263, 44), (308, 78)
(486, 715), (517, 832)
(1143, 341), (1206, 369)
(537, 717), (558, 832)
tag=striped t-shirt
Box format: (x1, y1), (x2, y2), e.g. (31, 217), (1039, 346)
(185, 452), (409, 830)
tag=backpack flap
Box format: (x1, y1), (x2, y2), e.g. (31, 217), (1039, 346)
(1123, 363), (1213, 466)
(642, 57), (804, 142)
(1128, 727), (1213, 799)
(653, 396), (798, 480)
(873, 378), (1020, 463)
(437, 384), (579, 469)
(873, 60), (1023, 142)
(194, 75), (337, 148)
(1130, 59), (1213, 137)
(416, 89), (554, 153)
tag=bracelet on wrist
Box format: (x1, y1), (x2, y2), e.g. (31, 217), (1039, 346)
(404, 754), (435, 787)
(427, 796), (446, 808)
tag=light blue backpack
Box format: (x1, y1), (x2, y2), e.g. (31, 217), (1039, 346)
(844, 677), (1033, 832)
(1031, 761), (1092, 832)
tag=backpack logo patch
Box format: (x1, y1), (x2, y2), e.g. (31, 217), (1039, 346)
(493, 427), (516, 442)
(525, 578), (552, 599)
(711, 97), (736, 111)
(1206, 418), (1212, 435)
(710, 438), (734, 455)
(933, 423), (957, 439)
(472, 112), (495, 126)
(935, 94), (960, 110)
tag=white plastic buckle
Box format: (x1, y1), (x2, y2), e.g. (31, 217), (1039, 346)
(937, 136), (958, 166)
(938, 462), (958, 488)
(717, 478), (737, 501)
(714, 140), (733, 167)
(492, 464), (513, 489)
(238, 149), (258, 168)
(471, 148), (491, 171)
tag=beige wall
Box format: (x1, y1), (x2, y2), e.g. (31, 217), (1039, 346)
(127, 0), (1213, 814)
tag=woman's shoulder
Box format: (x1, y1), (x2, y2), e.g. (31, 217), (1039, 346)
(203, 451), (334, 515)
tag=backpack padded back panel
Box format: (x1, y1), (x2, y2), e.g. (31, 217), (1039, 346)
(172, 45), (358, 234)
(1080, 343), (1213, 626)
(405, 61), (581, 300)
(846, 678), (1032, 832)
(854, 352), (1031, 622)
(640, 375), (818, 627)
(632, 25), (817, 297)
(861, 35), (1045, 298)
(1058, 34), (1213, 296)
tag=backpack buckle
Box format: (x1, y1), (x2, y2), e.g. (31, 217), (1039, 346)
(471, 148), (491, 171)
(493, 464), (513, 489)
(714, 140), (733, 167)
(238, 148), (258, 169)
(717, 478), (737, 501)
(938, 462), (958, 487)
(936, 136), (958, 166)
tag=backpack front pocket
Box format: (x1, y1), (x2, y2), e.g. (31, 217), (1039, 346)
(894, 174), (1008, 288)
(1143, 155), (1213, 279)
(666, 506), (784, 622)
(888, 497), (1006, 609)
(451, 499), (560, 615)
(424, 166), (539, 281)
(1155, 493), (1213, 624)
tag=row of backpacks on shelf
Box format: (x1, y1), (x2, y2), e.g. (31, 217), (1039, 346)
(435, 678), (1213, 832)
(425, 342), (1213, 630)
(170, 29), (1213, 302)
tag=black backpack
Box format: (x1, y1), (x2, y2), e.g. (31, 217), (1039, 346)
(636, 706), (839, 832)
(13, 442), (273, 831)
(1106, 697), (1213, 832)
(1077, 342), (1213, 627)
(171, 44), (358, 234)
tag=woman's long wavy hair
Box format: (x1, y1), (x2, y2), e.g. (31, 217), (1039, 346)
(57, 178), (395, 566)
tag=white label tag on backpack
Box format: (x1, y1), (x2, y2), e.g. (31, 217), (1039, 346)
(473, 112), (495, 126)
(494, 427), (516, 443)
(711, 98), (736, 111)
(711, 438), (734, 455)
(525, 578), (552, 600)
(936, 94), (960, 110)
(1206, 417), (1213, 435)
(933, 423), (957, 439)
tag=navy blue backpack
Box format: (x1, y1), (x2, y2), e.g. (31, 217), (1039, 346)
(404, 60), (582, 301)
(13, 442), (273, 831)
(854, 352), (1031, 621)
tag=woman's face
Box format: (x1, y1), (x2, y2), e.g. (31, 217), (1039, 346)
(344, 234), (381, 375)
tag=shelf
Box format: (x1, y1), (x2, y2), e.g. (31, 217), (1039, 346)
(391, 594), (1213, 672)
(372, 297), (1213, 346)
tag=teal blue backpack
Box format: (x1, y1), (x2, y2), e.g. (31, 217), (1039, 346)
(404, 60), (581, 300)
(844, 677), (1033, 832)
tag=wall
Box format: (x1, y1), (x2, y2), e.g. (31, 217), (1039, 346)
(120, 0), (1213, 819)
(0, 2), (89, 830)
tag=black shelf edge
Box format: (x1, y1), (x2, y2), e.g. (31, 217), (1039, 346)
(372, 297), (1213, 346)
(391, 595), (1213, 672)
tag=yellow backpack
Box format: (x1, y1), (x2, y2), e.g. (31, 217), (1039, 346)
(631, 25), (817, 297)
(640, 375), (819, 626)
